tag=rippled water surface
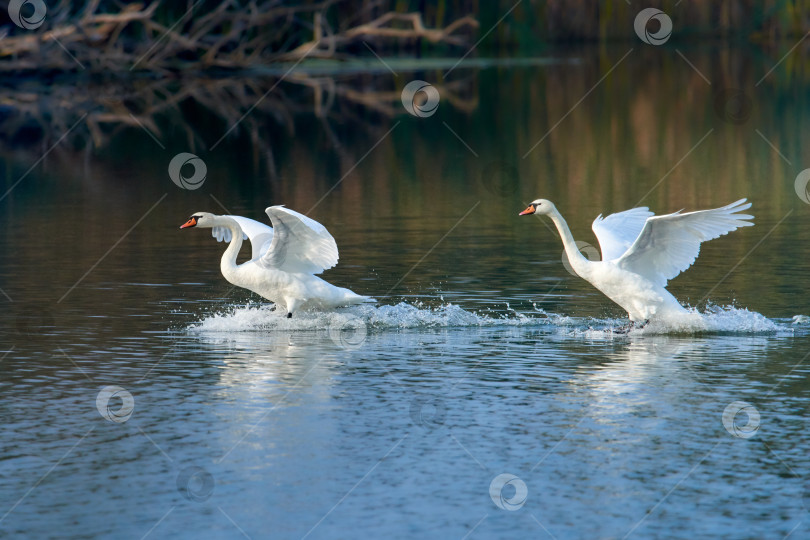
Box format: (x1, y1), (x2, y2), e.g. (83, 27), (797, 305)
(2, 45), (810, 539)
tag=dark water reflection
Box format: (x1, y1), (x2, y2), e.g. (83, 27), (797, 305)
(1, 45), (810, 538)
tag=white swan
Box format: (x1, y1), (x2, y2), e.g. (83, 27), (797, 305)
(519, 198), (754, 324)
(180, 206), (373, 317)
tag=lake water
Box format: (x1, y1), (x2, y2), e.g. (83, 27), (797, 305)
(2, 45), (810, 539)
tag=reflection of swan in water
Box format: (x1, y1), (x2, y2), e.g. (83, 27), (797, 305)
(190, 331), (346, 462)
(570, 335), (768, 423)
(195, 327), (456, 404)
(197, 331), (336, 391)
(573, 337), (702, 420)
(189, 329), (454, 468)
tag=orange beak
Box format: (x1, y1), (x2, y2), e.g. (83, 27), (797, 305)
(180, 217), (197, 229)
(518, 205), (536, 216)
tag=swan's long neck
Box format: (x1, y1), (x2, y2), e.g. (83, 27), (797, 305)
(216, 217), (244, 275)
(549, 209), (588, 270)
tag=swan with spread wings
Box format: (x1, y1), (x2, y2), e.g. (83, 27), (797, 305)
(519, 198), (754, 324)
(180, 206), (373, 317)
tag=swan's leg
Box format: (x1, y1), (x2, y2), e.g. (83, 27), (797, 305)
(285, 298), (301, 319)
(614, 320), (635, 334)
(614, 319), (650, 334)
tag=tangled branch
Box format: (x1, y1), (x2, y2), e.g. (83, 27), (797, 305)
(0, 1), (478, 72)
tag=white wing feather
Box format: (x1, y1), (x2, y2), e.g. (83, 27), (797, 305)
(259, 206), (339, 274)
(592, 207), (655, 261)
(212, 216), (274, 261)
(615, 199), (754, 287)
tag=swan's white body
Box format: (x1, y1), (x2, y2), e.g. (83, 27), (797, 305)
(519, 199), (754, 322)
(181, 206), (372, 316)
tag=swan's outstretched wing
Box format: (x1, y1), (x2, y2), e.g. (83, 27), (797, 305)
(212, 216), (274, 260)
(592, 207), (655, 261)
(615, 199), (754, 287)
(258, 206), (339, 274)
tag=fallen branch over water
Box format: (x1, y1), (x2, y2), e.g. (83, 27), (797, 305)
(0, 1), (478, 73)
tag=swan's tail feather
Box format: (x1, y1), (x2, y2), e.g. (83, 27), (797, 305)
(329, 284), (376, 306)
(343, 293), (375, 305)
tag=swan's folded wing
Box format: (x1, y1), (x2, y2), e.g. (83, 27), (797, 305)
(212, 216), (274, 260)
(615, 199), (753, 287)
(258, 206), (339, 274)
(592, 207), (655, 261)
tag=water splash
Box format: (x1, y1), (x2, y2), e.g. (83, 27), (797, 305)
(188, 301), (787, 335)
(571, 304), (784, 337)
(793, 314), (809, 325)
(189, 301), (549, 333)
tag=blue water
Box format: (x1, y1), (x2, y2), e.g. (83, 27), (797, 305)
(2, 301), (809, 539)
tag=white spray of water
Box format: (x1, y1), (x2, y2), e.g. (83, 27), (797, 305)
(189, 301), (793, 336)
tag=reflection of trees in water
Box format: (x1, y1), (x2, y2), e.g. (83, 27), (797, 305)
(0, 72), (477, 175)
(0, 47), (805, 217)
(523, 47), (805, 210)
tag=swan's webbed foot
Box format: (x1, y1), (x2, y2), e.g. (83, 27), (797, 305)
(614, 323), (632, 334)
(613, 320), (650, 334)
(284, 298), (300, 319)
